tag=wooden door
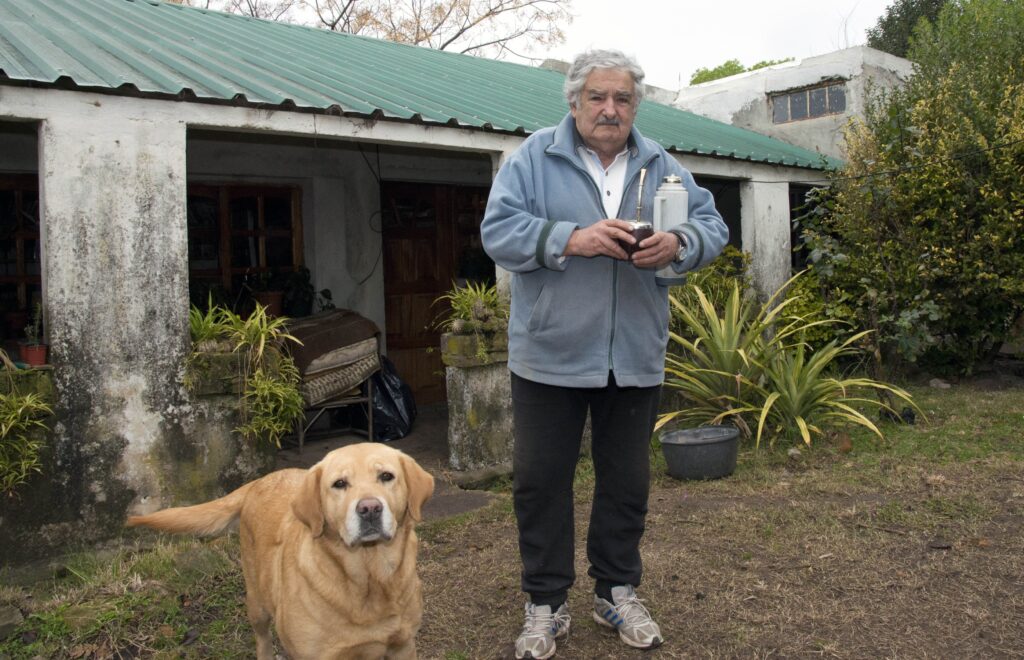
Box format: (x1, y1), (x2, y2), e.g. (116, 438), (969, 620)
(381, 182), (491, 404)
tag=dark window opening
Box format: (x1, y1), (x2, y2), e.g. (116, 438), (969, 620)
(187, 184), (302, 311)
(0, 174), (42, 344)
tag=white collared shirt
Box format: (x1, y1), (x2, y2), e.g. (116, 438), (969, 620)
(577, 145), (630, 219)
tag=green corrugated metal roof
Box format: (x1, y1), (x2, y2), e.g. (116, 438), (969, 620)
(0, 0), (833, 169)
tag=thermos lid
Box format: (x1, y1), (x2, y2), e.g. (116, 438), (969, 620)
(662, 174), (682, 184)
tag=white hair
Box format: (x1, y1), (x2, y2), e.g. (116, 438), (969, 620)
(564, 49), (646, 108)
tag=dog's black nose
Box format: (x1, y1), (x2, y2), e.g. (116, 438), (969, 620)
(356, 498), (383, 521)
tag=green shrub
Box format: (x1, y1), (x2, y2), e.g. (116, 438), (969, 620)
(433, 280), (508, 335)
(802, 0), (1024, 375)
(668, 245), (751, 344)
(659, 274), (919, 448)
(186, 302), (305, 448)
(0, 356), (53, 494)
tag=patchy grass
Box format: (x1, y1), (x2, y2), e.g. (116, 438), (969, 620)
(2, 381), (1022, 658)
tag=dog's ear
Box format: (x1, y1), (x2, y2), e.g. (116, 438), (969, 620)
(400, 454), (435, 523)
(292, 465), (325, 537)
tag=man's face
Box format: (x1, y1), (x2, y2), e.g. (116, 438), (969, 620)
(570, 68), (637, 157)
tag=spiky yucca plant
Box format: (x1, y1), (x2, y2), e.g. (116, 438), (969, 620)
(659, 273), (920, 448)
(745, 331), (918, 448)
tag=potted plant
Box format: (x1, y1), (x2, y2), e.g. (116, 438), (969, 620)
(248, 271), (285, 317)
(20, 303), (47, 367)
(433, 280), (512, 472)
(282, 266), (335, 318)
(435, 280), (509, 367)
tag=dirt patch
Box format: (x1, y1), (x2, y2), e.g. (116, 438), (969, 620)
(415, 459), (1024, 659)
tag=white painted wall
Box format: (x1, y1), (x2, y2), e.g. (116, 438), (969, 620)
(674, 46), (914, 159)
(0, 83), (825, 553)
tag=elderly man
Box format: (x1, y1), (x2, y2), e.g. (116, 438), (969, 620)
(481, 49), (728, 658)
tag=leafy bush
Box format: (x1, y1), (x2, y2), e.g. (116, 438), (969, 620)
(186, 301), (304, 448)
(802, 0), (1024, 375)
(668, 245), (751, 344)
(0, 349), (53, 495)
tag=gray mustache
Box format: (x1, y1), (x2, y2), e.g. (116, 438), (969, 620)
(596, 118), (620, 126)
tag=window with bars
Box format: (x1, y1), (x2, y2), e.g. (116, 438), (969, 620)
(187, 184), (302, 307)
(771, 82), (847, 124)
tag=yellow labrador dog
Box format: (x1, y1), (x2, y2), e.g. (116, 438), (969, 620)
(127, 443), (434, 660)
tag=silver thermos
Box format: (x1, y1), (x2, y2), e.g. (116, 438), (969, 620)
(653, 174), (688, 286)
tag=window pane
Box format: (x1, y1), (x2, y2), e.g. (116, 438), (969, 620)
(790, 92), (808, 120)
(187, 194), (219, 230)
(189, 233), (219, 270)
(265, 236), (293, 268)
(264, 195), (291, 230)
(828, 85), (846, 113)
(0, 237), (15, 276)
(24, 239), (40, 276)
(809, 88), (827, 117)
(230, 196), (259, 231)
(231, 235), (258, 268)
(772, 95), (789, 123)
(21, 191), (38, 229)
(0, 191), (15, 228)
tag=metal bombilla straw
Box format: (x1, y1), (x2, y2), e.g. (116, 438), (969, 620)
(635, 168), (647, 222)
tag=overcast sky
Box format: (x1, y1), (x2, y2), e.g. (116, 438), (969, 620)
(527, 0), (895, 90)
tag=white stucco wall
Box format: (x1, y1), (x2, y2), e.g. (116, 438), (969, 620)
(673, 46), (914, 159)
(0, 82), (825, 553)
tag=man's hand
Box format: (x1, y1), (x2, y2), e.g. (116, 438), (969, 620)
(563, 219), (635, 259)
(630, 231), (680, 269)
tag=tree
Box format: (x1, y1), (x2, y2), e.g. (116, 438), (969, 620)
(803, 0), (1024, 375)
(173, 0), (302, 21)
(308, 0), (571, 57)
(689, 59), (744, 85)
(689, 57), (793, 85)
(866, 0), (948, 57)
(178, 0), (571, 59)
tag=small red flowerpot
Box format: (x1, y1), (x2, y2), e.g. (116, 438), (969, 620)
(20, 343), (48, 367)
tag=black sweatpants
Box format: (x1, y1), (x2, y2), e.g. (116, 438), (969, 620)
(510, 372), (661, 605)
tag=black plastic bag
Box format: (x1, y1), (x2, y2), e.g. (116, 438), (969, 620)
(360, 355), (417, 441)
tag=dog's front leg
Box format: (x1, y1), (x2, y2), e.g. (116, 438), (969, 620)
(385, 639), (417, 660)
(245, 594), (276, 660)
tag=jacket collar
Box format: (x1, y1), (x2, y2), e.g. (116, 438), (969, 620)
(546, 112), (658, 173)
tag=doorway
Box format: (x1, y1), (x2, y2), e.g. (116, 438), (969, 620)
(381, 181), (492, 404)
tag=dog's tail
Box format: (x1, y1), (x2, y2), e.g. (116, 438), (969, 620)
(126, 481), (256, 537)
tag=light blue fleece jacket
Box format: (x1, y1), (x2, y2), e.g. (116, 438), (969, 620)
(481, 112), (729, 388)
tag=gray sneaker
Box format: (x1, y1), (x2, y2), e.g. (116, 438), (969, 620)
(515, 601), (571, 659)
(592, 585), (664, 650)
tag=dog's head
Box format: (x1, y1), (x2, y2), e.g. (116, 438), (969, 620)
(291, 443), (435, 546)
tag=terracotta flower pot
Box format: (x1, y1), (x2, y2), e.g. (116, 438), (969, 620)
(20, 343), (48, 367)
(253, 290), (284, 317)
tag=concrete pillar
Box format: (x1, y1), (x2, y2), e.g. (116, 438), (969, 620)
(37, 107), (192, 530)
(739, 180), (791, 301)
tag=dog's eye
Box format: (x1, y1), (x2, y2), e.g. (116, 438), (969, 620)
(331, 479), (349, 489)
(379, 471), (395, 483)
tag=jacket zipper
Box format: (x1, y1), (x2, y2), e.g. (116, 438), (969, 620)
(608, 154), (659, 372)
(552, 148), (659, 377)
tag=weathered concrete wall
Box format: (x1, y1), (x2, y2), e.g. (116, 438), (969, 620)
(740, 181), (791, 301)
(445, 362), (513, 471)
(673, 46), (914, 159)
(0, 92), (275, 564)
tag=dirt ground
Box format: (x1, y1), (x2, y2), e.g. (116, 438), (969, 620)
(414, 450), (1024, 658)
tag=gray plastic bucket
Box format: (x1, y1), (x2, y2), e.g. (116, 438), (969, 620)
(660, 426), (740, 480)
